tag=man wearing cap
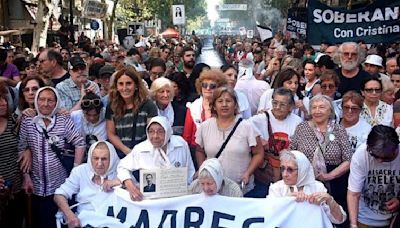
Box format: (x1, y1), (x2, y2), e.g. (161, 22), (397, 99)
(56, 56), (100, 112)
(38, 49), (70, 87)
(135, 41), (149, 62)
(363, 54), (390, 80)
(98, 64), (115, 97)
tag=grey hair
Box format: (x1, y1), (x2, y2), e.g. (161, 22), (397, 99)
(149, 77), (174, 100)
(280, 149), (297, 166)
(272, 87), (295, 106)
(309, 94), (336, 120)
(199, 168), (213, 179)
(333, 42), (365, 66)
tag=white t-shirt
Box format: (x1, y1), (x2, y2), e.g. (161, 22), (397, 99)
(70, 109), (108, 143)
(348, 143), (400, 227)
(344, 119), (371, 153)
(250, 110), (301, 146)
(235, 89), (251, 119)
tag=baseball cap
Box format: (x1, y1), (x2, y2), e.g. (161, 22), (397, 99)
(99, 65), (115, 76)
(69, 56), (86, 70)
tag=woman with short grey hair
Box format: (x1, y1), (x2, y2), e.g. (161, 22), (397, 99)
(290, 94), (352, 218)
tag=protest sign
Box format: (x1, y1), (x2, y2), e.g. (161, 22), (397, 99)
(307, 0), (400, 44)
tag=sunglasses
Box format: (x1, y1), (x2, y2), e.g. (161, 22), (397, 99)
(342, 105), (361, 113)
(272, 100), (289, 108)
(280, 166), (298, 174)
(364, 88), (382, 93)
(81, 99), (101, 108)
(201, 82), (217, 90)
(22, 86), (39, 93)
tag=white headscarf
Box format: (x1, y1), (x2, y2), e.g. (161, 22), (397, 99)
(32, 86), (61, 129)
(199, 158), (224, 192)
(87, 141), (120, 184)
(145, 116), (173, 166)
(291, 150), (316, 188)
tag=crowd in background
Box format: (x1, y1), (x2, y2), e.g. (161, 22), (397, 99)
(0, 33), (399, 228)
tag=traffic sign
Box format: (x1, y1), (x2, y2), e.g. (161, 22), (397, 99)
(90, 20), (100, 30)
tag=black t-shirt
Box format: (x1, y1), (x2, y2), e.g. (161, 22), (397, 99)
(336, 68), (369, 97)
(52, 72), (70, 87)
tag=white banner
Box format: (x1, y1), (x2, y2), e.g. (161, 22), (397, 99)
(257, 25), (273, 41)
(78, 187), (333, 228)
(219, 4), (248, 11)
(172, 5), (185, 25)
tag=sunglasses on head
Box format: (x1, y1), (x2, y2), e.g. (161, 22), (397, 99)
(81, 99), (101, 108)
(201, 82), (217, 90)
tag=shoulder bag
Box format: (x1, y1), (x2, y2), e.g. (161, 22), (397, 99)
(213, 118), (243, 159)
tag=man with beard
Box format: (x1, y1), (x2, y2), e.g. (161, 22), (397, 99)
(56, 56), (100, 112)
(179, 47), (197, 93)
(335, 42), (370, 96)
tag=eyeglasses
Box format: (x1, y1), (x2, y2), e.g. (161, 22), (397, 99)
(164, 51), (171, 55)
(81, 99), (101, 108)
(151, 72), (165, 78)
(342, 105), (361, 113)
(321, 84), (336, 90)
(272, 100), (289, 108)
(280, 166), (298, 174)
(364, 88), (382, 93)
(22, 86), (39, 93)
(201, 82), (217, 90)
(72, 65), (86, 72)
(342, 52), (358, 58)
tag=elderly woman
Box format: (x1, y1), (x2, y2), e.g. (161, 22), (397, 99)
(340, 91), (371, 153)
(251, 88), (302, 183)
(189, 158), (243, 197)
(54, 141), (120, 228)
(290, 94), (352, 214)
(0, 82), (24, 227)
(360, 76), (393, 127)
(106, 66), (158, 158)
(183, 69), (227, 147)
(268, 150), (346, 225)
(195, 86), (263, 195)
(259, 68), (307, 118)
(19, 86), (85, 227)
(71, 92), (107, 155)
(117, 116), (195, 201)
(381, 77), (397, 105)
(150, 77), (187, 135)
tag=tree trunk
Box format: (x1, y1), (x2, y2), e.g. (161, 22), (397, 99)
(31, 0), (54, 54)
(106, 0), (119, 42)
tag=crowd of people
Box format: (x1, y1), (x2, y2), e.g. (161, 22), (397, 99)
(0, 33), (399, 228)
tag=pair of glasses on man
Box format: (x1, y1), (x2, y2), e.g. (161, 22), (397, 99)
(82, 99), (101, 108)
(201, 82), (217, 90)
(280, 166), (298, 174)
(364, 88), (382, 94)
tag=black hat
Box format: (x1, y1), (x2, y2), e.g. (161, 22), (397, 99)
(317, 55), (335, 70)
(68, 56), (86, 70)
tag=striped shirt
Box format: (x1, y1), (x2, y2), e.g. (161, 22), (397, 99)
(56, 78), (100, 110)
(0, 116), (21, 193)
(105, 99), (158, 150)
(18, 114), (85, 196)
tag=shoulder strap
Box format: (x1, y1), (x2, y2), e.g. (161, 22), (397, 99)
(215, 118), (243, 159)
(265, 111), (277, 147)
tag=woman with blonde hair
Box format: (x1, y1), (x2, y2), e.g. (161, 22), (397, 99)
(106, 66), (158, 158)
(150, 77), (186, 135)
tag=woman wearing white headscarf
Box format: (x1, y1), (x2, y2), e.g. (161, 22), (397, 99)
(117, 116), (195, 201)
(54, 141), (120, 228)
(189, 158), (243, 197)
(268, 150), (346, 224)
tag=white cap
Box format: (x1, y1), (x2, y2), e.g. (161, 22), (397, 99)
(364, 54), (383, 67)
(314, 53), (326, 63)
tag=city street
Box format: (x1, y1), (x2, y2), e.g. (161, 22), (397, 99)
(196, 38), (224, 68)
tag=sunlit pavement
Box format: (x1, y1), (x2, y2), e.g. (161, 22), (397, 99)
(196, 38), (224, 68)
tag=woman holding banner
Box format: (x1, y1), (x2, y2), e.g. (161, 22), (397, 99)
(268, 150), (346, 224)
(117, 116), (195, 201)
